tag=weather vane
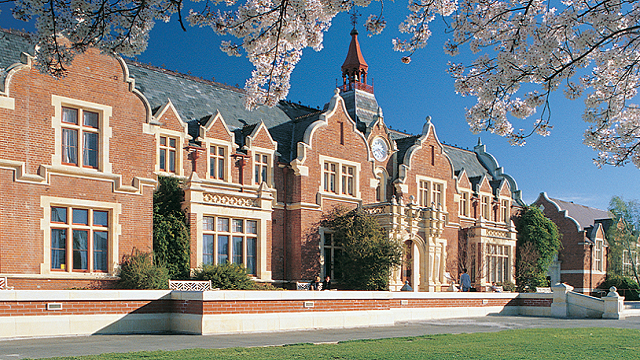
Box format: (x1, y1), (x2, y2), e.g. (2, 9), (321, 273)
(350, 5), (361, 29)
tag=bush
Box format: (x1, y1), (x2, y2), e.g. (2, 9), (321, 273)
(193, 263), (256, 290)
(598, 275), (640, 301)
(117, 250), (169, 289)
(496, 281), (516, 292)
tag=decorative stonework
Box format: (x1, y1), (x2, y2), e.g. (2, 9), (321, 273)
(203, 193), (259, 208)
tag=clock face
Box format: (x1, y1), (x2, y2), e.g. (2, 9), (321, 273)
(371, 138), (388, 161)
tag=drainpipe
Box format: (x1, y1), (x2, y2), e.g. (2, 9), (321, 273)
(281, 164), (290, 283)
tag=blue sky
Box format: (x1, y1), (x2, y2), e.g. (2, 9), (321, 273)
(1, 3), (638, 210)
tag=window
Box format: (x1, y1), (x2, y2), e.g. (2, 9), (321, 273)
(50, 206), (109, 272)
(322, 230), (342, 280)
(202, 216), (258, 275)
(341, 165), (355, 196)
(319, 157), (361, 198)
(595, 239), (603, 271)
(209, 145), (226, 180)
(419, 181), (430, 207)
(433, 183), (443, 207)
(324, 162), (337, 193)
(487, 244), (509, 283)
(623, 250), (638, 276)
(460, 191), (470, 217)
(159, 136), (177, 173)
(482, 196), (491, 219)
(417, 178), (445, 208)
(254, 153), (269, 185)
(501, 200), (510, 223)
(61, 107), (100, 168)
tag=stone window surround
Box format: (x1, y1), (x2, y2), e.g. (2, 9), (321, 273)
(415, 175), (447, 211)
(40, 196), (121, 276)
(206, 140), (232, 182)
(318, 155), (362, 200)
(202, 215), (258, 275)
(155, 129), (186, 177)
(51, 95), (113, 174)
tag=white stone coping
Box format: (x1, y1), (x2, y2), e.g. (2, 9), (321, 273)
(0, 290), (172, 301)
(0, 290), (551, 302)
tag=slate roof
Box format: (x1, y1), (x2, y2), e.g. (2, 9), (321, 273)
(549, 197), (611, 231)
(341, 89), (380, 128)
(442, 145), (492, 180)
(0, 29), (34, 91)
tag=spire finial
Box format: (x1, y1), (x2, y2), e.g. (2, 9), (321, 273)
(350, 6), (361, 30)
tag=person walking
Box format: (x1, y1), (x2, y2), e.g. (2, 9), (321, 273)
(460, 268), (471, 292)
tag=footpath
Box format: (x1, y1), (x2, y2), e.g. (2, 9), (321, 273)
(2, 315), (640, 359)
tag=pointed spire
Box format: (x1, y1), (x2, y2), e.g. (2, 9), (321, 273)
(340, 28), (373, 94)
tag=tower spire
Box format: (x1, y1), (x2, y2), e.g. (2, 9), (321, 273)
(340, 9), (373, 94)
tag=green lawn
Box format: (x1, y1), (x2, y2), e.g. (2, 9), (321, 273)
(45, 328), (640, 359)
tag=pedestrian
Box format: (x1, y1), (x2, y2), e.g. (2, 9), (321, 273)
(322, 275), (331, 290)
(460, 268), (471, 292)
(310, 276), (321, 290)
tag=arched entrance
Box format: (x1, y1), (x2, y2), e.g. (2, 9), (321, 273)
(401, 240), (413, 287)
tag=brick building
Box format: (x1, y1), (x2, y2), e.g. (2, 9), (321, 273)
(0, 27), (524, 290)
(533, 192), (611, 294)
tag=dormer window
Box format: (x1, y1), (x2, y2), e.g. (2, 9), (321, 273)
(254, 153), (269, 185)
(209, 145), (226, 180)
(159, 136), (177, 173)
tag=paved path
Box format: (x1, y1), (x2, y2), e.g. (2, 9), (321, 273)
(2, 315), (640, 359)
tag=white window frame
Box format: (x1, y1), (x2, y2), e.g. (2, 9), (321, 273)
(155, 129), (185, 177)
(253, 152), (271, 186)
(51, 96), (113, 173)
(487, 243), (510, 283)
(318, 155), (362, 199)
(460, 190), (471, 217)
(201, 215), (259, 275)
(207, 141), (230, 181)
(415, 176), (447, 210)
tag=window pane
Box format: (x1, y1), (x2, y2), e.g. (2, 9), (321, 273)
(218, 235), (229, 264)
(160, 136), (166, 146)
(52, 207), (67, 223)
(168, 150), (176, 172)
(261, 166), (267, 185)
(203, 234), (214, 265)
(73, 209), (89, 225)
(169, 138), (176, 148)
(160, 149), (166, 171)
(62, 128), (78, 164)
(93, 231), (108, 271)
(51, 229), (66, 270)
(218, 147), (224, 156)
(247, 237), (257, 275)
(218, 158), (224, 180)
(83, 111), (99, 128)
(209, 156), (216, 178)
(233, 236), (243, 265)
(94, 211), (108, 227)
(232, 219), (243, 233)
(62, 107), (78, 124)
(218, 218), (229, 232)
(254, 165), (260, 184)
(83, 132), (99, 167)
(247, 220), (257, 234)
(73, 230), (89, 270)
(203, 216), (214, 231)
(262, 155), (267, 163)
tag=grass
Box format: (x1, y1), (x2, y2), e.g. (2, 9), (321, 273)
(43, 328), (640, 360)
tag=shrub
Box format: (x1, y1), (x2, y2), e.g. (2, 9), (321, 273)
(496, 281), (516, 292)
(117, 250), (169, 289)
(193, 263), (256, 290)
(598, 275), (640, 301)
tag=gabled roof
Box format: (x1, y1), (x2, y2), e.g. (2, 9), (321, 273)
(442, 145), (492, 180)
(548, 196), (611, 231)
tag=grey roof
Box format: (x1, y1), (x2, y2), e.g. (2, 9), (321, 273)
(549, 197), (611, 231)
(341, 89), (380, 128)
(394, 135), (420, 165)
(126, 61), (296, 132)
(0, 29), (35, 91)
(442, 145), (492, 180)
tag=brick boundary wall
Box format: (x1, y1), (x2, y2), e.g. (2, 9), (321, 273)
(0, 291), (554, 338)
(0, 294), (552, 318)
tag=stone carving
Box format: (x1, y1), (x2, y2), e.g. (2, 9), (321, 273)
(203, 193), (259, 208)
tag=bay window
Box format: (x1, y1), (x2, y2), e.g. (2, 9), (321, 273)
(203, 216), (258, 275)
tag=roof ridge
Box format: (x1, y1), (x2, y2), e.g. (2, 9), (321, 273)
(125, 59), (246, 94)
(550, 197), (608, 212)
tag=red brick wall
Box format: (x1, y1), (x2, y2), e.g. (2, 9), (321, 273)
(0, 49), (155, 281)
